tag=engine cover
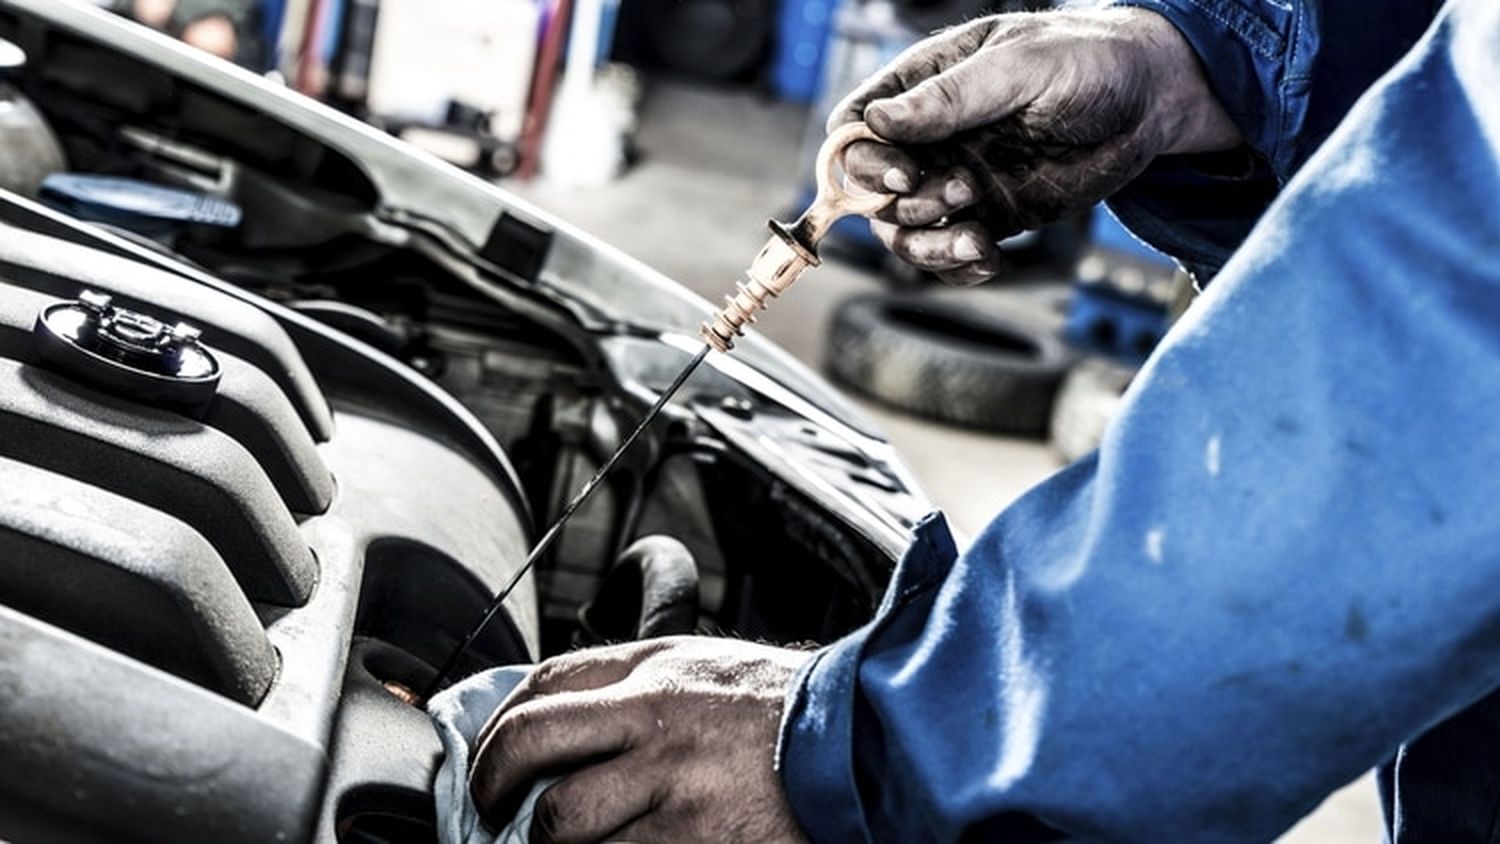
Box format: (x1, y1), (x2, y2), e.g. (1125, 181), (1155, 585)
(0, 219), (536, 842)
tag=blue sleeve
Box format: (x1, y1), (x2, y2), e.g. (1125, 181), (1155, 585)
(1101, 0), (1440, 279)
(778, 1), (1500, 841)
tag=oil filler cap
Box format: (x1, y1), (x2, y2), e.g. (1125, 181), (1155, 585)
(32, 290), (222, 414)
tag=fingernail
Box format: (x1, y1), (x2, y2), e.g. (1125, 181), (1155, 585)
(873, 98), (912, 124)
(944, 178), (973, 206)
(955, 235), (984, 262)
(883, 169), (913, 193)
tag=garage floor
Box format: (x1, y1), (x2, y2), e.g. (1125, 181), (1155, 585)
(508, 79), (1382, 844)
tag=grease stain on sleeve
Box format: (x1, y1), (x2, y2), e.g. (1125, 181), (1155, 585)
(1344, 605), (1370, 644)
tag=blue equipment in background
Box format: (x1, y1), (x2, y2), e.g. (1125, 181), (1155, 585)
(260, 0), (286, 66)
(772, 0), (837, 102)
(1062, 209), (1178, 362)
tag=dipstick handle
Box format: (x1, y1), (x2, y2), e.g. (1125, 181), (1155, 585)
(700, 122), (896, 353)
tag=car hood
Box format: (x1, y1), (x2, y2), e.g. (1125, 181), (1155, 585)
(3, 0), (884, 439)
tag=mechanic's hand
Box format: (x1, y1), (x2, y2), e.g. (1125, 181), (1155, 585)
(831, 7), (1241, 284)
(469, 637), (812, 843)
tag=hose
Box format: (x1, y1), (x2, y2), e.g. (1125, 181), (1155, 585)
(577, 536), (699, 643)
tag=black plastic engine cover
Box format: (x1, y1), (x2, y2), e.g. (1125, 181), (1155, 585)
(0, 219), (538, 842)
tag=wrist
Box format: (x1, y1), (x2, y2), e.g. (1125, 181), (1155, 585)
(1120, 7), (1243, 154)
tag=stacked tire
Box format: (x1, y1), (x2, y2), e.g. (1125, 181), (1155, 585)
(826, 293), (1075, 436)
(826, 292), (1138, 458)
(1047, 356), (1138, 462)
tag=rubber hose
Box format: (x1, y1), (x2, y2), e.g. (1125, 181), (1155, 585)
(578, 536), (699, 642)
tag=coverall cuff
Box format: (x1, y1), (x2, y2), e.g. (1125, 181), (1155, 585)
(775, 511), (960, 843)
(1106, 0), (1306, 178)
(1105, 147), (1280, 281)
(776, 631), (874, 843)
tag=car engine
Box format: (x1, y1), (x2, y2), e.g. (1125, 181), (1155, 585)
(0, 217), (539, 841)
(0, 3), (931, 841)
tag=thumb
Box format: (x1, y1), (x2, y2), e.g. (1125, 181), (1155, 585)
(864, 53), (1028, 144)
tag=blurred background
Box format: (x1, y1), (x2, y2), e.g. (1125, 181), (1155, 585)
(87, 0), (1379, 838)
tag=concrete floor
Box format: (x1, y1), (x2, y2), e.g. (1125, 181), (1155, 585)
(509, 79), (1383, 844)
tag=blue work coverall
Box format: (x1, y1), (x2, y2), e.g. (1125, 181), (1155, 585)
(777, 0), (1500, 840)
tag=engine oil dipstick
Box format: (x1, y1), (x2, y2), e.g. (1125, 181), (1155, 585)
(428, 123), (896, 695)
(700, 121), (895, 352)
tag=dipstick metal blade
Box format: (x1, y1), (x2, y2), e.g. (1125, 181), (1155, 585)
(428, 344), (711, 694)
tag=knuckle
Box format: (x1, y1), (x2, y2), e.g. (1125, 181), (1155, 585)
(894, 199), (935, 227)
(630, 637), (678, 663)
(953, 15), (998, 49)
(927, 76), (965, 123)
(891, 231), (918, 260)
(511, 659), (575, 704)
(526, 659), (567, 691)
(531, 787), (574, 844)
(895, 238), (933, 265)
(923, 243), (954, 265)
(896, 231), (944, 264)
(843, 144), (873, 171)
(492, 706), (539, 755)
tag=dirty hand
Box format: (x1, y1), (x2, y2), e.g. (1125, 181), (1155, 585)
(831, 7), (1241, 284)
(469, 637), (812, 843)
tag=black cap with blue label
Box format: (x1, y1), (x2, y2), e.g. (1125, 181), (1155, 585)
(39, 174), (243, 238)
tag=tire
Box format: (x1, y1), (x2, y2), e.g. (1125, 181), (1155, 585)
(630, 0), (772, 81)
(826, 293), (1075, 435)
(880, 251), (932, 291)
(1048, 356), (1138, 463)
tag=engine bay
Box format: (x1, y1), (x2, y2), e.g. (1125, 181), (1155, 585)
(0, 4), (927, 841)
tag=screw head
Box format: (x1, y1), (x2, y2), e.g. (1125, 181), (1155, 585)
(719, 395), (754, 419)
(77, 290), (113, 318)
(168, 322), (202, 347)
